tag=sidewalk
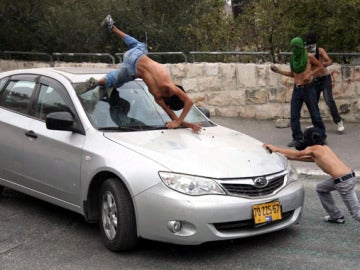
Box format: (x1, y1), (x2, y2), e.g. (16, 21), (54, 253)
(212, 116), (360, 177)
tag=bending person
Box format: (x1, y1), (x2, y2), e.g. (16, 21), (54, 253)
(264, 127), (360, 224)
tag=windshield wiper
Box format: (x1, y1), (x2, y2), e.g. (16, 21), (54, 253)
(142, 125), (167, 130)
(98, 126), (141, 132)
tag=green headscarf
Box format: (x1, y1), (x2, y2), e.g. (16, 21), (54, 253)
(290, 37), (308, 73)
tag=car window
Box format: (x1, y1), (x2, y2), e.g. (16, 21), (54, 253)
(34, 84), (71, 120)
(0, 77), (8, 94)
(77, 80), (212, 131)
(0, 80), (36, 114)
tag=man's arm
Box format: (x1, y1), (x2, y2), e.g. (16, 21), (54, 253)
(263, 144), (314, 162)
(167, 85), (194, 127)
(308, 53), (323, 78)
(155, 93), (201, 133)
(270, 64), (294, 77)
(318, 47), (333, 67)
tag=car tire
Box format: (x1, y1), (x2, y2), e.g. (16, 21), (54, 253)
(99, 178), (138, 251)
(0, 186), (3, 197)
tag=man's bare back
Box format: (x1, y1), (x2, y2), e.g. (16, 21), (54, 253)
(137, 55), (174, 99)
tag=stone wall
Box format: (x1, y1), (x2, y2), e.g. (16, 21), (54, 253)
(165, 62), (360, 124)
(1, 59), (360, 123)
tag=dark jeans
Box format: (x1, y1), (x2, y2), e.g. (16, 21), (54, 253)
(314, 74), (342, 124)
(290, 84), (327, 141)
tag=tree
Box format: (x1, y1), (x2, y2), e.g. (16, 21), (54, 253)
(0, 0), (358, 63)
(233, 0), (360, 56)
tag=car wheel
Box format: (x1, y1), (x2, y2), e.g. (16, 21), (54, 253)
(99, 178), (138, 251)
(0, 186), (3, 196)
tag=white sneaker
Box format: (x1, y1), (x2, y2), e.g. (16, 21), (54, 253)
(324, 215), (345, 224)
(337, 120), (344, 132)
(101, 15), (116, 30)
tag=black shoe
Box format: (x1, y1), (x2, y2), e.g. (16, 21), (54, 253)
(287, 140), (296, 147)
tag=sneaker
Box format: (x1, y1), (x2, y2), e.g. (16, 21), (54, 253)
(287, 140), (297, 147)
(101, 15), (115, 30)
(324, 215), (345, 224)
(337, 120), (344, 133)
(75, 77), (98, 94)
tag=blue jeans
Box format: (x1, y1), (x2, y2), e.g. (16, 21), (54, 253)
(316, 175), (360, 222)
(314, 74), (342, 124)
(290, 84), (327, 141)
(104, 34), (148, 88)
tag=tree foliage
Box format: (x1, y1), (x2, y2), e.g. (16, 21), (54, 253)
(0, 0), (358, 62)
(234, 0), (360, 53)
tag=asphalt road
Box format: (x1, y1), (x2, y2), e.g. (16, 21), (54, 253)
(1, 175), (360, 270)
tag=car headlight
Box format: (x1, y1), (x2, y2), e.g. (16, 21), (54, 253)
(159, 172), (225, 196)
(287, 161), (298, 183)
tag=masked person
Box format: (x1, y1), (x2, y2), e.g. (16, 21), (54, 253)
(270, 37), (326, 147)
(305, 31), (344, 133)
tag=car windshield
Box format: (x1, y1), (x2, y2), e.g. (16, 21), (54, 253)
(76, 80), (213, 131)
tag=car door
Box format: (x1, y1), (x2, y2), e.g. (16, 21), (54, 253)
(21, 76), (85, 206)
(0, 75), (41, 186)
(0, 75), (37, 186)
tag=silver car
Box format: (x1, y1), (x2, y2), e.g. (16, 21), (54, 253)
(0, 67), (304, 251)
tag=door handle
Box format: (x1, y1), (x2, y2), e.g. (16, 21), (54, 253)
(25, 130), (38, 139)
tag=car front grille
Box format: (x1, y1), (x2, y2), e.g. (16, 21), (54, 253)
(220, 174), (285, 197)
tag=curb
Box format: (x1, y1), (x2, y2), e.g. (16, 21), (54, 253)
(297, 168), (360, 179)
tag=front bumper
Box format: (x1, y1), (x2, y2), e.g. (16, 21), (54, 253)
(134, 180), (304, 245)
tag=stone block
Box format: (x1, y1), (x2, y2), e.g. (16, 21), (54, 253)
(237, 63), (257, 87)
(204, 63), (220, 76)
(198, 77), (221, 92)
(245, 89), (267, 104)
(215, 107), (240, 117)
(238, 105), (256, 118)
(256, 65), (267, 87)
(181, 78), (199, 93)
(275, 118), (290, 128)
(169, 63), (186, 78)
(186, 63), (204, 77)
(268, 87), (287, 103)
(207, 91), (232, 106)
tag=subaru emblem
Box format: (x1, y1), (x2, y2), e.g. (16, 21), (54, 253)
(253, 177), (268, 188)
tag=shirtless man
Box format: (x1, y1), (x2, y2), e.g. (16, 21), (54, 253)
(264, 127), (360, 224)
(270, 37), (326, 147)
(77, 15), (200, 132)
(305, 31), (344, 133)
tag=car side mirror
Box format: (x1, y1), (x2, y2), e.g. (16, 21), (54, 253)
(197, 107), (210, 118)
(46, 111), (76, 132)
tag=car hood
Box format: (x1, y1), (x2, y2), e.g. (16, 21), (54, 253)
(104, 125), (286, 178)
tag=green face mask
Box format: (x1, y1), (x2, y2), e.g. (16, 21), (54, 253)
(290, 37), (308, 73)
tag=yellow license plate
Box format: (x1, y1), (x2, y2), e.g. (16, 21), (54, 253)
(253, 201), (282, 224)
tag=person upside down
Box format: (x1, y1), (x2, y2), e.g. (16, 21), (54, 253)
(76, 15), (201, 133)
